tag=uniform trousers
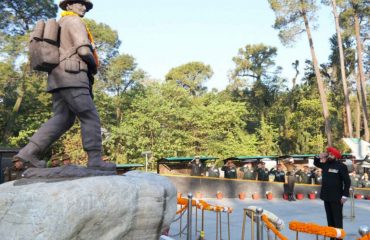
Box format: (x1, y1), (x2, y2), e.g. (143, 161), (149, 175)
(27, 87), (102, 153)
(324, 201), (343, 240)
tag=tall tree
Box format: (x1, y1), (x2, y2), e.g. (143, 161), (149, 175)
(340, 0), (369, 140)
(104, 54), (145, 122)
(327, 0), (353, 137)
(268, 0), (333, 145)
(165, 62), (213, 96)
(230, 43), (286, 123)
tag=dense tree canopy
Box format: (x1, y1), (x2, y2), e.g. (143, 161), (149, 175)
(0, 1), (368, 169)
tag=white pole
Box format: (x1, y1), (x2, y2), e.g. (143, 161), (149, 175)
(145, 154), (148, 172)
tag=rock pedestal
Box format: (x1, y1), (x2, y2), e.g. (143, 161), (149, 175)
(0, 171), (177, 240)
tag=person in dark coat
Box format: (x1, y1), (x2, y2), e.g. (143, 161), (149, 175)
(270, 164), (286, 182)
(256, 162), (269, 181)
(207, 163), (220, 178)
(188, 156), (204, 176)
(221, 160), (237, 179)
(283, 158), (297, 201)
(298, 166), (311, 184)
(239, 163), (257, 180)
(314, 147), (351, 240)
(3, 158), (28, 182)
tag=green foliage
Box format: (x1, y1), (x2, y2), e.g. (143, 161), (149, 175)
(0, 0), (58, 35)
(165, 62), (213, 96)
(268, 0), (318, 47)
(1, 3), (366, 165)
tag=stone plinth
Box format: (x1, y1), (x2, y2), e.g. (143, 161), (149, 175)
(0, 171), (177, 240)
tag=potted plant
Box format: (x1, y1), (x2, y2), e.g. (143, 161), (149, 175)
(296, 193), (304, 200)
(252, 192), (260, 200)
(283, 193), (289, 200)
(238, 192), (246, 200)
(216, 191), (223, 199)
(308, 191), (317, 200)
(266, 191), (273, 200)
(355, 194), (363, 199)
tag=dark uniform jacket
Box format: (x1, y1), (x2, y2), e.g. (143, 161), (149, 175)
(256, 167), (269, 181)
(271, 169), (285, 182)
(298, 171), (311, 184)
(222, 166), (237, 179)
(240, 167), (257, 180)
(190, 162), (204, 176)
(3, 166), (27, 182)
(48, 16), (93, 92)
(207, 167), (220, 178)
(314, 156), (351, 202)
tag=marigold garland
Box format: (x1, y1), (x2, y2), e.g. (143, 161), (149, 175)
(261, 215), (288, 240)
(289, 221), (346, 239)
(60, 11), (99, 67)
(358, 233), (370, 240)
(177, 197), (233, 213)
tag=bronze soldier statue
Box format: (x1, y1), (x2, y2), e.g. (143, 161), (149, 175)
(13, 0), (115, 171)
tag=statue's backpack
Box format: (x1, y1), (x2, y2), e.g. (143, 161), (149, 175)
(29, 19), (60, 72)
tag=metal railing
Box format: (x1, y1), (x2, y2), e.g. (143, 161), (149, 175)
(169, 193), (232, 240)
(241, 207), (287, 240)
(344, 187), (355, 220)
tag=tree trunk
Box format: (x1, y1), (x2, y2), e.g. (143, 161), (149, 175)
(354, 12), (369, 141)
(331, 0), (353, 137)
(301, 3), (333, 146)
(355, 73), (362, 138)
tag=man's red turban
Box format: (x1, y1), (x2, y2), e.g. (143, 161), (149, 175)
(326, 147), (342, 159)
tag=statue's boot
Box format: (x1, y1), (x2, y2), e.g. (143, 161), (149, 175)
(13, 142), (45, 168)
(87, 151), (116, 171)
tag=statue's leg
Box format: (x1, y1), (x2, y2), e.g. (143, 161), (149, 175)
(60, 88), (116, 171)
(15, 91), (76, 167)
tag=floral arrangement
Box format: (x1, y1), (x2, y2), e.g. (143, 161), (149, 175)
(266, 191), (273, 195)
(358, 233), (370, 240)
(261, 215), (288, 240)
(177, 196), (233, 213)
(289, 221), (346, 239)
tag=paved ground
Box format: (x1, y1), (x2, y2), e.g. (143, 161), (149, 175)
(168, 197), (370, 240)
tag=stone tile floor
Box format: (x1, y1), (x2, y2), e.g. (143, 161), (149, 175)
(169, 197), (370, 240)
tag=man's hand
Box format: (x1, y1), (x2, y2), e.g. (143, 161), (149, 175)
(341, 196), (347, 204)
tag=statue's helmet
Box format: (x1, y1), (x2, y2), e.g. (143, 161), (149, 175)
(59, 0), (93, 12)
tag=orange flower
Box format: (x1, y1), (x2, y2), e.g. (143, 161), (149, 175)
(261, 215), (288, 240)
(289, 221), (346, 239)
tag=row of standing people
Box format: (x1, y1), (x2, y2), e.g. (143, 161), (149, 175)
(190, 159), (322, 184)
(189, 158), (370, 188)
(2, 154), (111, 182)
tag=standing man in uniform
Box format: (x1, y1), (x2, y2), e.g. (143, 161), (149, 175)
(3, 158), (28, 182)
(240, 162), (257, 180)
(256, 161), (270, 181)
(283, 158), (297, 201)
(298, 166), (311, 184)
(270, 164), (285, 182)
(221, 160), (237, 179)
(207, 163), (220, 178)
(188, 156), (204, 176)
(13, 0), (115, 171)
(314, 147), (351, 239)
(48, 154), (61, 168)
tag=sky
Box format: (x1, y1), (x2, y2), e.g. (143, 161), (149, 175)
(61, 0), (337, 91)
